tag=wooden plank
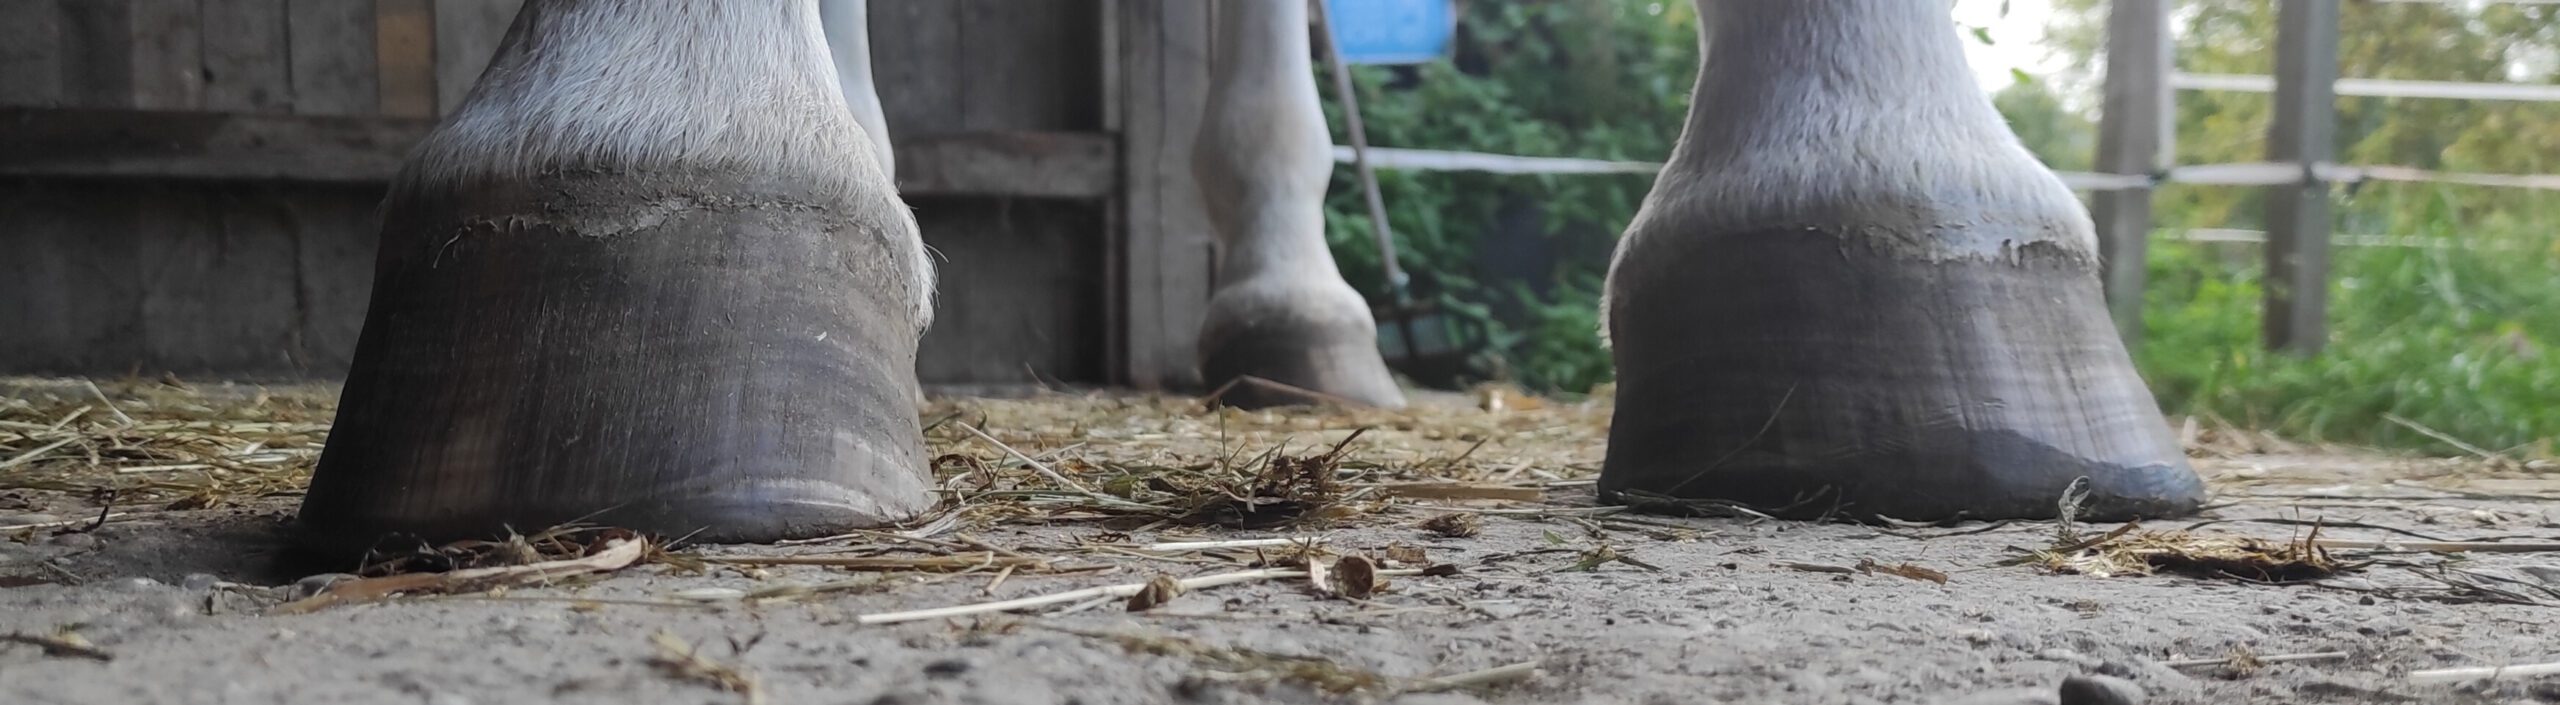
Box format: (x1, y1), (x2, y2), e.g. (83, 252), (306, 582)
(0, 108), (432, 182)
(2262, 0), (2339, 354)
(0, 180), (388, 377)
(0, 3), (67, 106)
(432, 0), (522, 114)
(0, 182), (146, 374)
(135, 185), (303, 371)
(283, 183), (394, 373)
(1113, 0), (1217, 390)
(0, 108), (1116, 197)
(287, 0), (377, 115)
(1099, 0), (1126, 381)
(892, 131), (1116, 199)
(913, 198), (1110, 384)
(374, 0), (436, 117)
(2089, 0), (2168, 347)
(201, 0), (293, 112)
(869, 0), (963, 137)
(127, 0), (204, 109)
(956, 0), (1101, 130)
(58, 0), (138, 108)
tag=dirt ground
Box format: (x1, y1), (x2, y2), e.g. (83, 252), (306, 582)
(2, 378), (2557, 705)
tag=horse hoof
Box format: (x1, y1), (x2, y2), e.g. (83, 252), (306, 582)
(1597, 227), (2208, 522)
(296, 170), (937, 555)
(1197, 287), (1407, 411)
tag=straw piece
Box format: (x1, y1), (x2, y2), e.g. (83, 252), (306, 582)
(955, 421), (1098, 495)
(2407, 659), (2560, 685)
(857, 567), (1427, 625)
(272, 538), (647, 614)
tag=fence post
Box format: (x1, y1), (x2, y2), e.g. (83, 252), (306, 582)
(2263, 0), (2339, 354)
(2091, 0), (2169, 348)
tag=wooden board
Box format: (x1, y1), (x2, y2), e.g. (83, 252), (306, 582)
(0, 182), (146, 373)
(0, 108), (1114, 196)
(126, 0), (204, 110)
(912, 197), (1109, 385)
(1112, 0), (1217, 390)
(869, 0), (963, 137)
(134, 185), (303, 370)
(433, 0), (523, 113)
(0, 3), (67, 106)
(0, 108), (432, 182)
(201, 0), (293, 112)
(893, 131), (1115, 199)
(0, 180), (385, 377)
(374, 0), (437, 118)
(58, 0), (139, 108)
(957, 0), (1102, 131)
(287, 0), (377, 115)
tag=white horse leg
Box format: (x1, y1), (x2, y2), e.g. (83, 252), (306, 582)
(1191, 0), (1406, 409)
(300, 0), (937, 552)
(1595, 0), (2205, 521)
(819, 0), (895, 177)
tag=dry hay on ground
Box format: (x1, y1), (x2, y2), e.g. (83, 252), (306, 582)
(4, 375), (2554, 602)
(0, 377), (1605, 525)
(7, 378), (2560, 701)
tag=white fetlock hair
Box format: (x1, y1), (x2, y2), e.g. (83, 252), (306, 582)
(395, 0), (936, 330)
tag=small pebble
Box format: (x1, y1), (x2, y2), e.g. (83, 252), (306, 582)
(922, 658), (970, 678)
(180, 573), (221, 591)
(2059, 674), (2147, 705)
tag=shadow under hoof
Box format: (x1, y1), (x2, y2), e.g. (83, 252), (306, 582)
(1597, 227), (2208, 523)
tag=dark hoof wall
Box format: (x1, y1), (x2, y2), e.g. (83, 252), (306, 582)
(295, 172), (936, 557)
(1597, 228), (2208, 522)
(1199, 316), (1407, 411)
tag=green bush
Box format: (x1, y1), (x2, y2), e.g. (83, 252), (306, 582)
(2134, 184), (2560, 454)
(1314, 0), (1696, 395)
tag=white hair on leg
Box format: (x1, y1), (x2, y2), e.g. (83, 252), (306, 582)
(397, 0), (935, 330)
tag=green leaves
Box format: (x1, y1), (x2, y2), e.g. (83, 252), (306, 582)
(1314, 0), (1693, 394)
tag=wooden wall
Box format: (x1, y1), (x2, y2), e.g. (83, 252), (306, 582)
(0, 0), (520, 378)
(0, 0), (520, 117)
(0, 0), (1204, 388)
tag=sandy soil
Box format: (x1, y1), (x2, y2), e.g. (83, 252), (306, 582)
(2, 382), (2557, 705)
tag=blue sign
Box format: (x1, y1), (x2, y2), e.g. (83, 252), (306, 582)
(1325, 0), (1456, 65)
